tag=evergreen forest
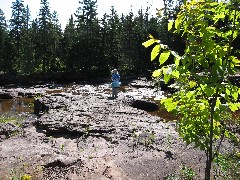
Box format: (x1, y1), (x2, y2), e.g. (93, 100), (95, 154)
(0, 0), (187, 80)
(0, 1), (240, 179)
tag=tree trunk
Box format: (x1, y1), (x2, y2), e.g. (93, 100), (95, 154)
(205, 90), (218, 180)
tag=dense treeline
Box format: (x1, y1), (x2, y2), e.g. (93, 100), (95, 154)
(0, 0), (184, 80)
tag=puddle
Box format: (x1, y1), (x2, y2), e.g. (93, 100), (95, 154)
(146, 100), (178, 122)
(0, 88), (65, 116)
(148, 99), (240, 122)
(0, 98), (34, 115)
(141, 95), (178, 121)
(46, 89), (64, 94)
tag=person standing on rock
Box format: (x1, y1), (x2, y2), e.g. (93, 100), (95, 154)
(111, 69), (121, 98)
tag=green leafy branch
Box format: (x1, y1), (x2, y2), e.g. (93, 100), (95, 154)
(143, 1), (240, 179)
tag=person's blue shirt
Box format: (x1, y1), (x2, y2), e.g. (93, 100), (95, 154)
(111, 73), (120, 88)
(112, 73), (120, 81)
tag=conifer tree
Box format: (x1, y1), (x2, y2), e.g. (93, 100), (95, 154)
(9, 0), (26, 72)
(49, 10), (63, 71)
(74, 0), (101, 75)
(62, 15), (77, 72)
(37, 0), (52, 72)
(120, 11), (138, 74)
(30, 19), (41, 73)
(0, 9), (7, 73)
(21, 5), (34, 73)
(100, 6), (121, 71)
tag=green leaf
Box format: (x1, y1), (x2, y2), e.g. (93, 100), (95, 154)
(174, 57), (180, 67)
(168, 21), (174, 31)
(217, 58), (222, 66)
(159, 51), (170, 65)
(204, 86), (214, 97)
(189, 81), (197, 88)
(149, 34), (154, 39)
(229, 56), (240, 66)
(142, 39), (157, 48)
(232, 92), (238, 101)
(175, 15), (183, 34)
(216, 98), (221, 108)
(226, 88), (230, 96)
(151, 44), (161, 61)
(186, 91), (193, 99)
(229, 103), (238, 112)
(163, 74), (171, 84)
(233, 30), (238, 40)
(214, 12), (225, 23)
(161, 98), (177, 112)
(172, 70), (180, 79)
(161, 97), (170, 104)
(166, 102), (177, 112)
(152, 69), (162, 77)
(200, 84), (206, 91)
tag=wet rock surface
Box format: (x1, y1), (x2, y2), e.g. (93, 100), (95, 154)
(0, 79), (232, 179)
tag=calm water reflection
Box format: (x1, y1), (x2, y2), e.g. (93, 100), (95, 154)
(0, 98), (34, 115)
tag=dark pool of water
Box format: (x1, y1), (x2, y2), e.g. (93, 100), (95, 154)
(146, 102), (178, 122)
(0, 98), (34, 115)
(0, 88), (65, 116)
(45, 89), (64, 94)
(148, 100), (240, 122)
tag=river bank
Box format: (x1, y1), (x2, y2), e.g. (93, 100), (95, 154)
(0, 78), (237, 179)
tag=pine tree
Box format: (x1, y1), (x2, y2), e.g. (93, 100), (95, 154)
(100, 6), (121, 71)
(119, 11), (136, 75)
(0, 9), (7, 29)
(0, 9), (8, 73)
(30, 18), (41, 73)
(133, 8), (152, 75)
(9, 0), (26, 72)
(21, 5), (34, 74)
(37, 0), (52, 72)
(74, 0), (101, 75)
(62, 15), (77, 72)
(49, 11), (63, 71)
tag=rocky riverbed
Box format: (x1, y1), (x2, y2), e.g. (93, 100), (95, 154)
(0, 78), (236, 179)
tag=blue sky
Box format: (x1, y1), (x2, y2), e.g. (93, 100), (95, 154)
(1, 0), (163, 29)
